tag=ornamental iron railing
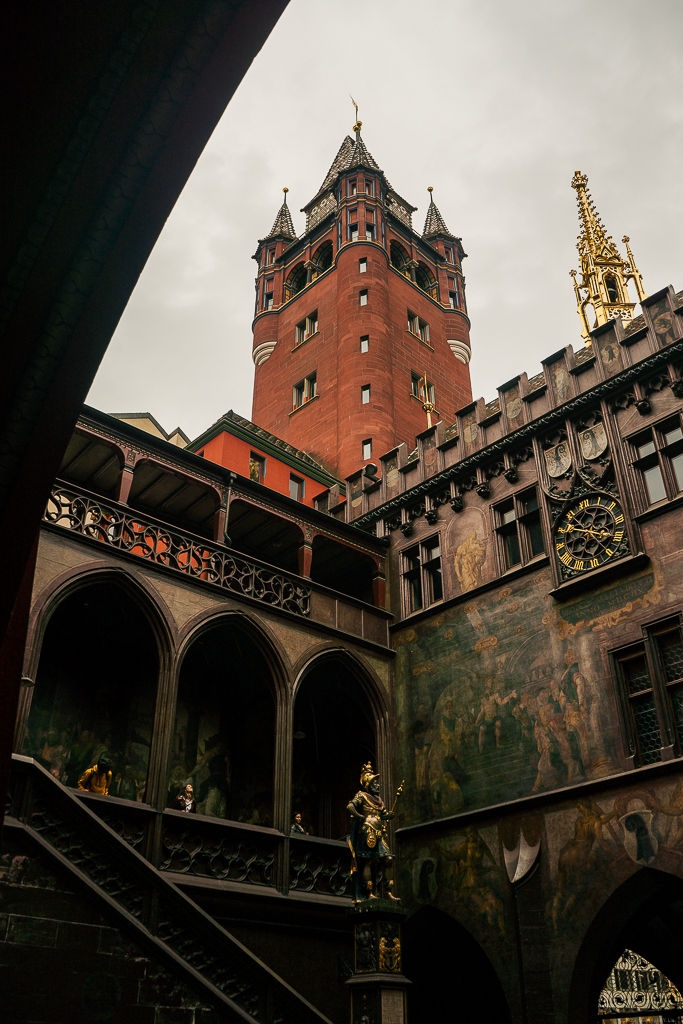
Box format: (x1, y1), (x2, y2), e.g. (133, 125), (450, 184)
(44, 482), (311, 616)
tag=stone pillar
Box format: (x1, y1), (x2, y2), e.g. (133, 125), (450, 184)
(346, 902), (410, 1024)
(298, 534), (313, 578)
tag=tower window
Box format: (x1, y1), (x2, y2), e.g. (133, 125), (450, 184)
(293, 372), (317, 409)
(362, 438), (372, 459)
(448, 276), (460, 308)
(360, 336), (369, 353)
(411, 372), (434, 404)
(365, 178), (374, 196)
(348, 179), (357, 196)
(361, 385), (371, 405)
(408, 311), (429, 343)
(359, 258), (367, 273)
(360, 290), (368, 306)
(444, 246), (454, 264)
(348, 207), (358, 242)
(263, 277), (274, 310)
(295, 311), (318, 345)
(366, 224), (375, 241)
(249, 453), (266, 483)
(265, 247), (276, 266)
(289, 474), (304, 502)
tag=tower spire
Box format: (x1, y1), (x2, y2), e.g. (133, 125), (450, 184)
(570, 171), (646, 341)
(422, 186), (455, 240)
(264, 187), (297, 241)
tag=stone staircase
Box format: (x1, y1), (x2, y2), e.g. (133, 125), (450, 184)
(4, 755), (335, 1024)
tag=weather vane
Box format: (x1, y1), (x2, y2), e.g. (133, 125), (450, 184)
(350, 94), (362, 135)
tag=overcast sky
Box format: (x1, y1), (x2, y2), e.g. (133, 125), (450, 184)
(87, 0), (683, 442)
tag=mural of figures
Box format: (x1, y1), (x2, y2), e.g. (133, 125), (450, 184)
(437, 828), (506, 936)
(394, 569), (626, 823)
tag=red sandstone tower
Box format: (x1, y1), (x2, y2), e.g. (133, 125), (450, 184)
(251, 122), (472, 480)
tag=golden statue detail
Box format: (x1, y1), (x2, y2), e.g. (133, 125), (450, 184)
(570, 171), (646, 342)
(347, 762), (401, 902)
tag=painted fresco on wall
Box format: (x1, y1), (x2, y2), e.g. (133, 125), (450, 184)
(394, 564), (663, 825)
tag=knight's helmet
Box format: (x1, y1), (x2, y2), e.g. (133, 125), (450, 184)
(360, 762), (380, 789)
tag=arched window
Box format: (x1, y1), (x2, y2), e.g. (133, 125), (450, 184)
(604, 274), (620, 303)
(23, 580), (160, 802)
(314, 242), (333, 274)
(390, 241), (410, 274)
(285, 262), (307, 300)
(416, 261), (436, 297)
(292, 657), (376, 839)
(170, 619), (277, 825)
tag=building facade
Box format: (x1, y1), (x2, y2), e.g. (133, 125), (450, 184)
(4, 132), (683, 1024)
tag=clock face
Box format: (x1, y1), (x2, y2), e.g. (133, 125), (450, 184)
(555, 495), (625, 572)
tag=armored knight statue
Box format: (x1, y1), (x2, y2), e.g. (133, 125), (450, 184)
(347, 762), (398, 902)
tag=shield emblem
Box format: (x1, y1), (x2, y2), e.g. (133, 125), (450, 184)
(579, 423), (608, 461)
(620, 811), (658, 865)
(545, 442), (572, 478)
(504, 834), (541, 883)
(412, 854), (437, 901)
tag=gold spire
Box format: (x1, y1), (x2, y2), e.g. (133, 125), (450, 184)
(570, 171), (646, 341)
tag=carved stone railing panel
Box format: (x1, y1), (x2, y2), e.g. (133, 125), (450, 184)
(289, 837), (353, 898)
(44, 482), (311, 616)
(160, 816), (276, 887)
(7, 756), (332, 1024)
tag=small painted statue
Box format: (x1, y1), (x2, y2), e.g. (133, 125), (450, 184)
(347, 762), (398, 901)
(78, 753), (113, 795)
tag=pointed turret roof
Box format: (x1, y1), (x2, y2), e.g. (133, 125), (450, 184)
(303, 131), (383, 211)
(422, 188), (455, 240)
(264, 189), (297, 241)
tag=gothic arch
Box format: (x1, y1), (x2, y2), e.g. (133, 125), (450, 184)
(312, 240), (333, 274)
(415, 260), (436, 296)
(390, 240), (410, 274)
(176, 607), (290, 707)
(171, 608), (288, 828)
(568, 865), (683, 1023)
(403, 905), (512, 1023)
(285, 261), (307, 300)
(291, 647), (392, 839)
(23, 562), (176, 683)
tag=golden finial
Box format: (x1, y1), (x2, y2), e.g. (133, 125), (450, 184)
(350, 95), (362, 137)
(282, 187), (289, 201)
(569, 171), (645, 341)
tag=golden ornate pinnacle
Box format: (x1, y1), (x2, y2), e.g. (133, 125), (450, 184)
(569, 170), (646, 342)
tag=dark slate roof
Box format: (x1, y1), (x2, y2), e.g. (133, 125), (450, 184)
(422, 194), (455, 239)
(303, 133), (384, 210)
(263, 197), (297, 241)
(192, 409), (340, 482)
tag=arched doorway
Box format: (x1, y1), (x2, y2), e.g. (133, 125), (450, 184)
(292, 655), (377, 839)
(23, 579), (160, 801)
(170, 618), (277, 826)
(570, 867), (683, 1023)
(403, 905), (511, 1023)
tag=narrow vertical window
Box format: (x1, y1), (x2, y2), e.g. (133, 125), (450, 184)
(361, 385), (371, 405)
(359, 290), (368, 306)
(289, 475), (304, 502)
(263, 277), (274, 310)
(360, 336), (369, 353)
(362, 438), (372, 459)
(359, 258), (367, 273)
